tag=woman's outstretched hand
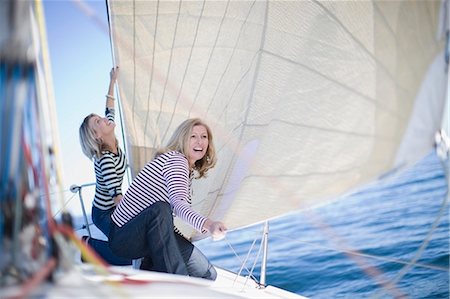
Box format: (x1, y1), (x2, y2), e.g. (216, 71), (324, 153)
(203, 219), (227, 241)
(110, 66), (119, 82)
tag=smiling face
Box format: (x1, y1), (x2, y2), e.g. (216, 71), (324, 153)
(187, 125), (209, 168)
(88, 114), (115, 140)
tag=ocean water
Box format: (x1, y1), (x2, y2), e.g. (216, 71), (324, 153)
(196, 150), (449, 299)
(73, 150), (448, 298)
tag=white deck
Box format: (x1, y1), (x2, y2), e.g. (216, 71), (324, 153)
(2, 264), (308, 298)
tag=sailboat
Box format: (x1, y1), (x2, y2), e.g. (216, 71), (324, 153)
(108, 0), (449, 238)
(1, 0), (448, 298)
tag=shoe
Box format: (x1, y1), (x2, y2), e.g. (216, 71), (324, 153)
(139, 256), (154, 271)
(80, 236), (90, 263)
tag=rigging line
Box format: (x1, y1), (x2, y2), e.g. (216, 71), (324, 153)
(104, 0), (133, 186)
(73, 1), (131, 190)
(160, 0), (207, 143)
(187, 0), (231, 118)
(242, 230), (265, 290)
(223, 236), (260, 283)
(152, 0), (183, 149)
(75, 221), (95, 232)
(38, 186), (73, 198)
(311, 0), (423, 98)
(143, 0), (160, 164)
(270, 232), (448, 272)
(52, 192), (77, 218)
(204, 0), (257, 116)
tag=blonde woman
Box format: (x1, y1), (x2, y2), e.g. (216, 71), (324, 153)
(109, 118), (226, 280)
(79, 67), (131, 265)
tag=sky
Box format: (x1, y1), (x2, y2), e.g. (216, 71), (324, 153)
(44, 0), (122, 217)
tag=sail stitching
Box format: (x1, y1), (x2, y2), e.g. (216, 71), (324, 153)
(131, 0), (138, 148)
(187, 0), (232, 118)
(151, 0), (183, 148)
(160, 0), (207, 143)
(312, 0), (416, 99)
(204, 1), (258, 117)
(143, 0), (160, 163)
(246, 119), (399, 140)
(372, 2), (423, 86)
(206, 0), (262, 220)
(261, 49), (407, 121)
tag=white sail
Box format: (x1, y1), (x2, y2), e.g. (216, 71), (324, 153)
(108, 0), (447, 238)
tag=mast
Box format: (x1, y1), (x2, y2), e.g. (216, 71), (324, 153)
(260, 221), (269, 287)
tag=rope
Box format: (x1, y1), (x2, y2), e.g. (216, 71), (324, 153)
(223, 236), (260, 283)
(243, 232), (264, 289)
(52, 192), (77, 218)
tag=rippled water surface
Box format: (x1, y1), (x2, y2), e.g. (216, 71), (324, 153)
(196, 151), (449, 298)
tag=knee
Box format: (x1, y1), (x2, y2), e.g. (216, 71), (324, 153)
(206, 264), (217, 281)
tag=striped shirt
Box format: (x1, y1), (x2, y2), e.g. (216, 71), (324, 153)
(92, 108), (127, 210)
(111, 151), (207, 233)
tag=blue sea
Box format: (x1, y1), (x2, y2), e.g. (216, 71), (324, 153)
(195, 150), (449, 299)
(74, 150), (449, 298)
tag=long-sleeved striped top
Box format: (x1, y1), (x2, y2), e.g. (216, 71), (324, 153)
(93, 108), (127, 210)
(111, 151), (207, 233)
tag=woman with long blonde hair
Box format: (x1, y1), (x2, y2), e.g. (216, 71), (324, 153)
(78, 67), (131, 265)
(109, 118), (226, 280)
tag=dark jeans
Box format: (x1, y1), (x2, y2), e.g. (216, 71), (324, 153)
(109, 201), (216, 280)
(87, 205), (132, 265)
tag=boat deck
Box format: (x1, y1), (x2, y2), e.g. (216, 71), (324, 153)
(2, 264), (308, 298)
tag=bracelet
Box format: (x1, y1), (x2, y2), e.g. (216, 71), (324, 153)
(106, 95), (115, 100)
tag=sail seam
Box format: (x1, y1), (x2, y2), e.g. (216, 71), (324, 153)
(372, 1), (422, 85)
(160, 0), (207, 142)
(245, 120), (399, 140)
(143, 0), (160, 163)
(204, 0), (258, 117)
(207, 0), (266, 221)
(260, 48), (407, 121)
(311, 0), (415, 99)
(188, 0), (232, 118)
(152, 0), (183, 148)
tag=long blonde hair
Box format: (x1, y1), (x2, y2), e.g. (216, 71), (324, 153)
(79, 114), (116, 159)
(156, 118), (217, 178)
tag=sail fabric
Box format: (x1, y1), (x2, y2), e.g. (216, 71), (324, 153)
(108, 0), (447, 238)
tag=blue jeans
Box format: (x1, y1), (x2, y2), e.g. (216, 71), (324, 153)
(87, 206), (132, 265)
(109, 201), (216, 280)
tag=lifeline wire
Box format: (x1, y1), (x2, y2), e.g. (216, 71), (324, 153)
(223, 235), (260, 284)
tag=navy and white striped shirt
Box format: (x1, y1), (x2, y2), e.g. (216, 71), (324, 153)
(93, 108), (127, 210)
(111, 151), (207, 233)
